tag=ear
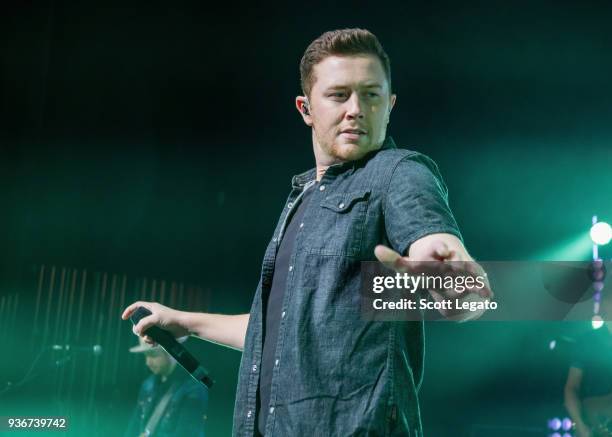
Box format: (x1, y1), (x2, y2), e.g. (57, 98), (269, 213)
(295, 96), (313, 127)
(389, 93), (397, 114)
(387, 94), (397, 124)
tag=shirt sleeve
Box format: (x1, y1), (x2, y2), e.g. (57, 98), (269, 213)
(383, 153), (463, 256)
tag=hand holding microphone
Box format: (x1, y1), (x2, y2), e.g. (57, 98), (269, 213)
(122, 301), (190, 345)
(122, 302), (213, 388)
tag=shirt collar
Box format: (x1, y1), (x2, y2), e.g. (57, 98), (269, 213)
(291, 136), (397, 189)
(380, 135), (397, 150)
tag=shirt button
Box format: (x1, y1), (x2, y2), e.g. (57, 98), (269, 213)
(288, 265), (293, 272)
(252, 364), (257, 372)
(247, 410), (252, 418)
(338, 202), (345, 209)
(272, 237), (277, 242)
(281, 311), (286, 318)
(319, 185), (326, 191)
(275, 359), (279, 366)
(299, 223), (304, 228)
(287, 202), (293, 209)
(269, 407), (275, 414)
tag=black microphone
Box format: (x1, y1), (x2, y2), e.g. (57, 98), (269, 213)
(51, 344), (103, 356)
(129, 307), (213, 389)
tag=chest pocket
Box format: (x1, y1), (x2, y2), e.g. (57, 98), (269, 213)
(311, 189), (371, 257)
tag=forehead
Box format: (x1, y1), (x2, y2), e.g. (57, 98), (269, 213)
(311, 55), (388, 91)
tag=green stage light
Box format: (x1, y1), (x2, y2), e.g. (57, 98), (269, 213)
(590, 221), (612, 245)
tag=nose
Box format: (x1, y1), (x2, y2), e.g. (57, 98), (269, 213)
(345, 93), (364, 120)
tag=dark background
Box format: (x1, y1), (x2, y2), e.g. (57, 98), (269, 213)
(2, 0), (612, 435)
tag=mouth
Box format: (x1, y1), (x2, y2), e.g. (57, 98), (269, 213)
(340, 128), (367, 135)
(340, 128), (367, 140)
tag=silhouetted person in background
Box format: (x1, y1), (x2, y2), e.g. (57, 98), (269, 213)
(565, 291), (612, 437)
(125, 337), (208, 437)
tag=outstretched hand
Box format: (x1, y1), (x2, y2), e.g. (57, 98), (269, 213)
(374, 242), (492, 299)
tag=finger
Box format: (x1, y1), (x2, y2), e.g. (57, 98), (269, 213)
(374, 245), (403, 270)
(376, 246), (416, 274)
(122, 301), (150, 320)
(479, 282), (494, 298)
(134, 314), (157, 336)
(464, 263), (493, 298)
(432, 241), (451, 260)
(374, 244), (401, 263)
(428, 289), (446, 302)
(397, 258), (453, 279)
(143, 335), (157, 346)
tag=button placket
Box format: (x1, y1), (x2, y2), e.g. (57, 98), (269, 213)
(265, 181), (318, 434)
(276, 185), (308, 244)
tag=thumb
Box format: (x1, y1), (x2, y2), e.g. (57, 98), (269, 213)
(375, 245), (412, 273)
(432, 241), (452, 260)
(374, 244), (401, 264)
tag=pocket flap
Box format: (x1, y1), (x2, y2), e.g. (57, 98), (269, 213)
(320, 190), (371, 213)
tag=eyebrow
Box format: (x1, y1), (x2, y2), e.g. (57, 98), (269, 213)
(325, 83), (383, 91)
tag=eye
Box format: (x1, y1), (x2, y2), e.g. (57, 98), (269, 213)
(366, 92), (380, 98)
(328, 92), (347, 99)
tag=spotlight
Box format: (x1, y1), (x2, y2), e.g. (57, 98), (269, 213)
(548, 417), (562, 431)
(589, 259), (606, 282)
(561, 417), (572, 431)
(590, 221), (612, 245)
(592, 314), (604, 329)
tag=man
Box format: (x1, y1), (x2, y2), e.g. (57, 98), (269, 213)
(124, 336), (209, 437)
(564, 290), (612, 437)
(122, 28), (490, 436)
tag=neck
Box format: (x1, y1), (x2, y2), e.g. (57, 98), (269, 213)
(316, 166), (328, 181)
(312, 132), (345, 182)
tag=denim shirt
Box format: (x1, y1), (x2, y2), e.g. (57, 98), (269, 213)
(232, 137), (462, 436)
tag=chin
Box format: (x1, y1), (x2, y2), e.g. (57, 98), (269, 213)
(332, 141), (372, 161)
